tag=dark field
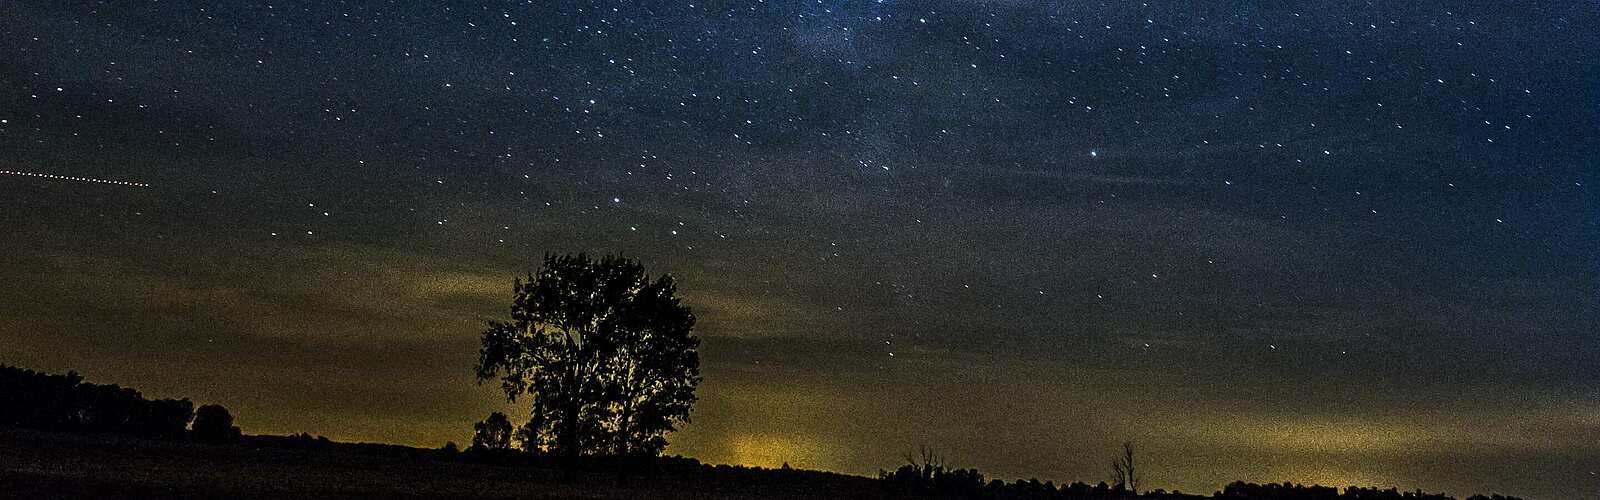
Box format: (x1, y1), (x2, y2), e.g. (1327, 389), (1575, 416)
(0, 429), (886, 499)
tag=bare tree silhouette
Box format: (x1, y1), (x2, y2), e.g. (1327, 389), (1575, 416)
(906, 445), (943, 482)
(1110, 440), (1139, 495)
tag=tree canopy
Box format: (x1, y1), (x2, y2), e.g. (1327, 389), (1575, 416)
(472, 411), (513, 451)
(476, 253), (701, 462)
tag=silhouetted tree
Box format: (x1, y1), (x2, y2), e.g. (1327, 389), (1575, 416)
(476, 254), (701, 476)
(1110, 440), (1139, 495)
(192, 404), (240, 443)
(472, 411), (514, 451)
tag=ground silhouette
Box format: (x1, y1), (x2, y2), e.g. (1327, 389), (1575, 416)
(0, 364), (1533, 499)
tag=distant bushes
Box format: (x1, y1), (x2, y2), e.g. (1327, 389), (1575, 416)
(879, 446), (1166, 499)
(876, 450), (1522, 500)
(882, 463), (1139, 500)
(882, 474), (1523, 500)
(879, 447), (1006, 498)
(1214, 482), (1523, 500)
(0, 364), (234, 442)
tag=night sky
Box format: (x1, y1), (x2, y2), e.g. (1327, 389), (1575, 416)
(2, 1), (1597, 498)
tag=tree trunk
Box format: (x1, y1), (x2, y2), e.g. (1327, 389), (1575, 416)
(614, 403), (634, 485)
(559, 365), (582, 482)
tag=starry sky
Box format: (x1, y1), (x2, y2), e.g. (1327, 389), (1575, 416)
(1, 1), (1596, 498)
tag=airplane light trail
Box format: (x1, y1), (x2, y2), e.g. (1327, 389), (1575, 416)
(0, 170), (149, 187)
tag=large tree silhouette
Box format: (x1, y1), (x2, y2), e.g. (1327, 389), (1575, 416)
(476, 254), (701, 472)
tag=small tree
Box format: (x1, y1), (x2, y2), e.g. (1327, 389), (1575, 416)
(476, 254), (701, 475)
(192, 404), (240, 443)
(472, 411), (514, 451)
(1110, 441), (1139, 495)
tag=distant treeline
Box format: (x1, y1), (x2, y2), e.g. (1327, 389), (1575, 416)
(1213, 482), (1523, 500)
(0, 364), (238, 442)
(879, 458), (1524, 500)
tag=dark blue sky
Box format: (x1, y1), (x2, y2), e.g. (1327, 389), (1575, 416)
(1, 1), (1596, 498)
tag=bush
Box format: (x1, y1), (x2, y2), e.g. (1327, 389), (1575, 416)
(192, 404), (240, 443)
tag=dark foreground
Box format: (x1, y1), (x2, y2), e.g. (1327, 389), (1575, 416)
(0, 429), (886, 499)
(0, 429), (1528, 500)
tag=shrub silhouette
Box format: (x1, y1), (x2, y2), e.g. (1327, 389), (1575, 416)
(476, 253), (701, 476)
(192, 404), (240, 443)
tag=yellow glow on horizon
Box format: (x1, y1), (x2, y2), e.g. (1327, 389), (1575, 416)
(729, 434), (828, 470)
(1259, 464), (1392, 491)
(1180, 414), (1441, 455)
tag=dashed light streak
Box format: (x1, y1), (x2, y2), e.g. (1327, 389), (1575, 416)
(0, 170), (150, 188)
